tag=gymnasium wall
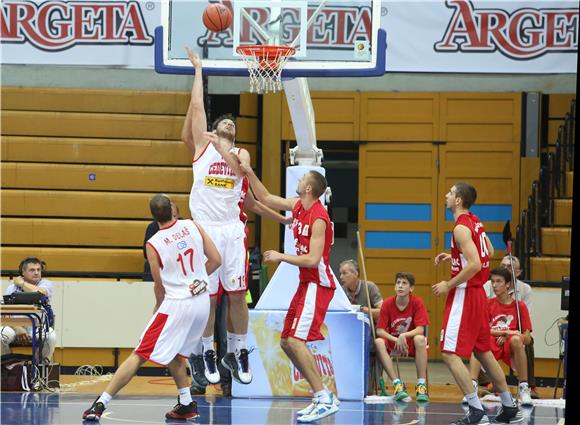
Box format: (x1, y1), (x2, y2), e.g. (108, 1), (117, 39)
(0, 85), (574, 375)
(0, 87), (259, 274)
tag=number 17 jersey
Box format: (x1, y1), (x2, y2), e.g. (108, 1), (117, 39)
(146, 219), (209, 299)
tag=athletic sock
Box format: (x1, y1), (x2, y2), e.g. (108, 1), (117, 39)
(500, 391), (516, 407)
(227, 331), (235, 353)
(202, 336), (214, 353)
(465, 392), (483, 410)
(392, 378), (401, 386)
(314, 389), (331, 404)
(178, 387), (192, 405)
(97, 392), (112, 408)
(232, 333), (247, 353)
(519, 381), (529, 390)
(417, 378), (426, 386)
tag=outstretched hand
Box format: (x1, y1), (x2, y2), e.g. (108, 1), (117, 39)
(204, 131), (223, 150)
(434, 252), (451, 265)
(239, 162), (253, 176)
(263, 250), (282, 264)
(432, 281), (450, 297)
(185, 47), (202, 68)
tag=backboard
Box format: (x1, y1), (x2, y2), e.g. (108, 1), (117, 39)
(155, 0), (386, 77)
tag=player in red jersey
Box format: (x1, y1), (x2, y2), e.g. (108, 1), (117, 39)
(241, 163), (338, 423)
(433, 183), (522, 425)
(375, 272), (430, 402)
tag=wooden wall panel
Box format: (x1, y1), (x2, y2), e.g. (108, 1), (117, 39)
(440, 93), (521, 143)
(360, 93), (439, 141)
(282, 92), (359, 141)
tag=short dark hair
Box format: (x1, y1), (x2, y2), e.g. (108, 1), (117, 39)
(395, 272), (415, 286)
(490, 267), (512, 285)
(211, 114), (236, 131)
(306, 171), (327, 198)
(150, 194), (173, 223)
(18, 257), (46, 275)
(454, 182), (477, 209)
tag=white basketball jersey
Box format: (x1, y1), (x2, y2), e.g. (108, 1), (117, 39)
(147, 219), (209, 299)
(190, 143), (248, 225)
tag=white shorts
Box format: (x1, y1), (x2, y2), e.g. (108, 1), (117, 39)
(202, 221), (248, 296)
(134, 295), (209, 366)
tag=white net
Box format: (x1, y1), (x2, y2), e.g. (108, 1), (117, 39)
(237, 45), (296, 94)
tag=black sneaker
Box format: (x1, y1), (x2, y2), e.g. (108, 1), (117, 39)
(494, 405), (524, 424)
(450, 405), (490, 424)
(82, 398), (105, 421)
(221, 350), (253, 384)
(221, 352), (238, 381)
(189, 354), (209, 388)
(165, 400), (199, 420)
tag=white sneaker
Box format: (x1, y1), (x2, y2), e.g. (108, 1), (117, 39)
(462, 380), (479, 404)
(235, 349), (253, 384)
(297, 394), (340, 416)
(519, 386), (533, 407)
(203, 349), (220, 384)
(297, 400), (339, 422)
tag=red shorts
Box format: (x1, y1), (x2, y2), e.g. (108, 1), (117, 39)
(282, 282), (334, 342)
(440, 285), (491, 358)
(491, 335), (516, 369)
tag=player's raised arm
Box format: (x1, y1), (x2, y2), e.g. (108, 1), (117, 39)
(193, 221), (222, 276)
(182, 47), (208, 157)
(146, 243), (165, 312)
(245, 190), (291, 224)
(240, 162), (297, 211)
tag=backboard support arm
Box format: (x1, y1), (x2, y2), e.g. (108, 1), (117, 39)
(282, 78), (323, 166)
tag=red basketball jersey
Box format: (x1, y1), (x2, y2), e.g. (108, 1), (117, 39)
(488, 298), (532, 333)
(292, 200), (336, 289)
(450, 212), (490, 288)
(376, 295), (430, 336)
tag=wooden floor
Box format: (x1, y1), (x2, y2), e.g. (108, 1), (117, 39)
(59, 375), (561, 402)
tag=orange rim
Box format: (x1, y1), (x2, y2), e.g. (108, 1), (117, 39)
(236, 45), (296, 64)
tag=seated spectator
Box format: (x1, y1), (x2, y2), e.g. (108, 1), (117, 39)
(339, 259), (383, 320)
(374, 272), (430, 402)
(468, 267), (533, 406)
(143, 202), (179, 281)
(0, 257), (57, 363)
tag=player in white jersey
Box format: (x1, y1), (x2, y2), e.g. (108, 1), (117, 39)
(183, 48), (288, 388)
(82, 194), (221, 422)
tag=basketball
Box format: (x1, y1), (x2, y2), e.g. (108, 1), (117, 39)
(202, 3), (232, 33)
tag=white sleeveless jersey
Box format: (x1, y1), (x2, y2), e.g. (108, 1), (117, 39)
(147, 219), (209, 299)
(190, 143), (248, 225)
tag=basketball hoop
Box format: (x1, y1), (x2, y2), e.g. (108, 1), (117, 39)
(236, 45), (296, 94)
